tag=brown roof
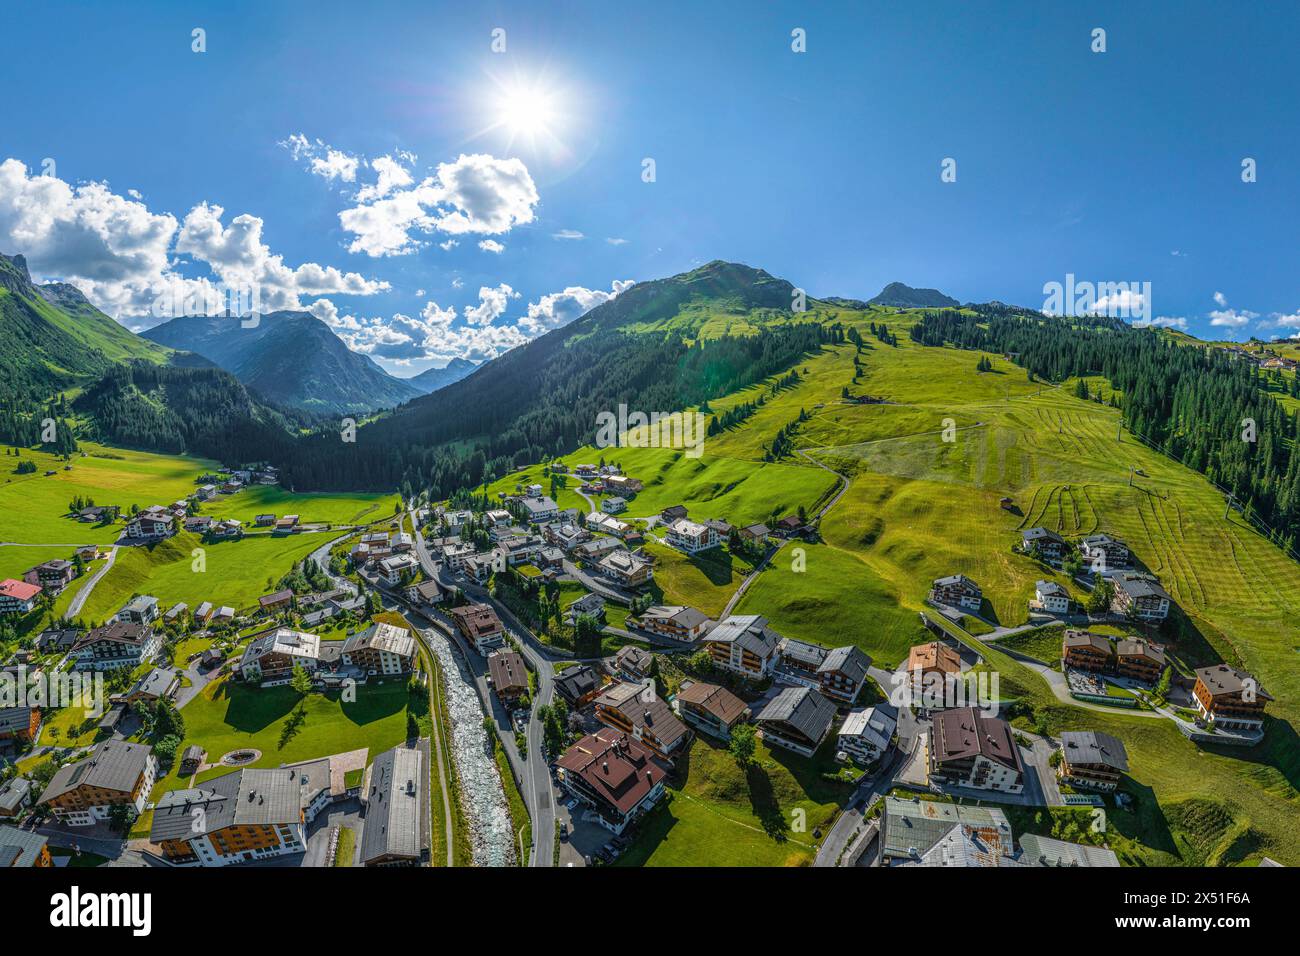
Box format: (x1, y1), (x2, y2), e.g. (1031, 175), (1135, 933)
(488, 650), (528, 694)
(675, 681), (749, 726)
(259, 588), (294, 607)
(595, 683), (690, 751)
(907, 641), (961, 675)
(449, 603), (503, 638)
(556, 728), (666, 815)
(1116, 639), (1165, 666)
(931, 707), (1024, 773)
(1194, 664), (1273, 701)
(1063, 630), (1113, 655)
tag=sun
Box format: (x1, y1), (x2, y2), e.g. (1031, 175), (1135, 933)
(495, 83), (558, 139)
(474, 70), (576, 160)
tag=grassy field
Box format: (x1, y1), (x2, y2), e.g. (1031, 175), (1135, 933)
(641, 539), (756, 619)
(617, 733), (848, 867)
(994, 623), (1067, 666)
(70, 531), (325, 624)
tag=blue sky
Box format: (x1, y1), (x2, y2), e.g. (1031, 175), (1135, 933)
(1, 0), (1297, 375)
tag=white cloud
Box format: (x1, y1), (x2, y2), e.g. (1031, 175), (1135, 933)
(1213, 290), (1228, 307)
(478, 239), (505, 254)
(553, 229), (584, 240)
(0, 157), (388, 319)
(439, 239), (458, 251)
(338, 152), (539, 257)
(1089, 289), (1147, 317)
(1133, 315), (1187, 329)
(605, 237), (628, 246)
(281, 134), (360, 183)
(1206, 292), (1257, 328)
(1170, 249), (1186, 257)
(463, 283), (519, 326)
(518, 280), (635, 335)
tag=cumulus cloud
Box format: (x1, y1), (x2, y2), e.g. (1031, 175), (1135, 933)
(1132, 315), (1187, 329)
(478, 239), (505, 254)
(323, 278), (635, 367)
(337, 152), (539, 257)
(1206, 292), (1257, 328)
(281, 134), (360, 183)
(1213, 290), (1228, 307)
(605, 237), (628, 246)
(0, 158), (387, 319)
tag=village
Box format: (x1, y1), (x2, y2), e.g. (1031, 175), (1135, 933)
(0, 452), (1276, 870)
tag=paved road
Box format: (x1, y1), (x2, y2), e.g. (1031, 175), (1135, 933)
(411, 511), (558, 867)
(66, 545), (118, 616)
(306, 532), (359, 596)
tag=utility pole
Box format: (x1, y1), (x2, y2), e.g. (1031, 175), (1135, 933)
(1128, 465), (1134, 488)
(1224, 493), (1235, 520)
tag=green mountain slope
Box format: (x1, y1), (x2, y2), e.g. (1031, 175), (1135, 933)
(142, 310), (422, 414)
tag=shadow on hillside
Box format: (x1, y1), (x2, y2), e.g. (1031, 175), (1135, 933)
(1110, 780), (1182, 863)
(744, 764), (788, 841)
(1199, 717), (1300, 797)
(686, 550), (736, 588)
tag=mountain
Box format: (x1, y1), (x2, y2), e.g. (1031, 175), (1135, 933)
(142, 310), (422, 415)
(279, 260), (842, 493)
(405, 357), (478, 395)
(0, 252), (174, 398)
(867, 281), (959, 309)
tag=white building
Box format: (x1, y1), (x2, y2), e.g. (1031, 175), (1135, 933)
(664, 518), (720, 555)
(837, 703), (898, 765)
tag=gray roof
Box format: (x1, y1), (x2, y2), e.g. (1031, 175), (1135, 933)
(150, 766), (309, 842)
(360, 740), (430, 864)
(1060, 730), (1129, 772)
(1019, 833), (1119, 867)
(1022, 527), (1066, 545)
(1036, 579), (1068, 597)
(343, 622), (416, 659)
(121, 595), (159, 615)
(781, 638), (828, 668)
(642, 605), (710, 630)
(1113, 574), (1171, 601)
(708, 615), (780, 658)
(756, 686), (837, 741)
(818, 645), (871, 682)
(881, 796), (1011, 860)
(42, 740), (153, 803)
(554, 665), (601, 702)
(0, 825), (48, 866)
(0, 706), (37, 736)
(0, 777), (32, 813)
(129, 667), (177, 699)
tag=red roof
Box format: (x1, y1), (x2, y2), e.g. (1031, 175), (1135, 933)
(557, 728), (665, 816)
(0, 578), (41, 601)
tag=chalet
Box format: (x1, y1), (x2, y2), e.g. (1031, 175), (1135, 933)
(703, 518), (734, 538)
(36, 628), (80, 653)
(659, 505), (689, 523)
(1032, 579), (1071, 614)
(554, 664), (603, 708)
(1115, 639), (1165, 684)
(73, 621), (160, 671)
(777, 636), (829, 684)
(404, 578), (444, 607)
(194, 601), (214, 624)
(705, 614), (781, 679)
(573, 463), (598, 478)
(76, 545), (101, 562)
(755, 686), (837, 758)
(597, 549), (654, 588)
(566, 591), (606, 626)
(1021, 526), (1068, 561)
(1111, 574), (1172, 622)
(1062, 630), (1113, 673)
(449, 603), (506, 654)
(484, 508), (512, 527)
(546, 522), (589, 551)
(594, 681), (691, 763)
(673, 681), (749, 740)
(0, 579), (41, 616)
(124, 667), (180, 704)
(0, 706), (41, 743)
(929, 707), (1024, 793)
(212, 606), (236, 625)
(521, 496), (559, 523)
(536, 546), (565, 570)
(738, 523), (771, 547)
(929, 574), (983, 612)
(664, 517), (720, 555)
(126, 506), (174, 539)
(774, 514), (805, 537)
(150, 765), (316, 866)
(1079, 533), (1131, 569)
(255, 513), (276, 526)
(343, 623), (417, 675)
(498, 534), (543, 566)
(359, 741), (431, 867)
(880, 796), (1013, 866)
(837, 702), (898, 765)
(556, 728), (667, 835)
(907, 641), (962, 679)
(0, 777), (35, 819)
(463, 554), (494, 585)
(1192, 664), (1272, 731)
(574, 536), (622, 564)
(605, 475), (643, 494)
(258, 589), (294, 614)
(587, 512), (632, 538)
(378, 553), (419, 585)
(487, 650), (528, 706)
(601, 497), (628, 515)
(817, 644), (873, 705)
(1057, 730), (1129, 792)
(39, 740), (156, 826)
(23, 559), (75, 594)
(116, 594), (160, 626)
(197, 483), (217, 500)
(77, 506), (109, 523)
(184, 515), (213, 533)
(441, 542), (478, 570)
(637, 605), (713, 643)
(274, 514), (300, 532)
(614, 645), (653, 681)
(390, 531), (414, 551)
(239, 628), (321, 681)
(0, 827), (52, 867)
(210, 518), (243, 539)
(220, 479), (243, 494)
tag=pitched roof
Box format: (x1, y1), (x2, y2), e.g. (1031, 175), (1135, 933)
(487, 650), (528, 694)
(150, 766), (310, 843)
(1063, 630), (1112, 654)
(42, 740), (153, 803)
(1194, 664), (1272, 701)
(595, 682), (689, 750)
(907, 641), (962, 674)
(448, 603), (504, 638)
(838, 702), (898, 752)
(641, 605), (710, 630)
(1116, 639), (1165, 665)
(1019, 833), (1120, 867)
(707, 615), (780, 658)
(882, 796), (1012, 861)
(556, 729), (666, 816)
(675, 681), (749, 726)
(818, 644), (871, 682)
(342, 622), (416, 659)
(359, 741), (430, 864)
(258, 588), (294, 607)
(1060, 730), (1129, 772)
(932, 574), (981, 593)
(0, 826), (48, 867)
(77, 620), (150, 649)
(931, 707), (1023, 773)
(0, 579), (41, 602)
(1113, 574), (1171, 601)
(241, 627), (320, 665)
(756, 686), (837, 742)
(1022, 527), (1066, 545)
(554, 664), (601, 702)
(615, 645), (653, 673)
(1035, 579), (1068, 597)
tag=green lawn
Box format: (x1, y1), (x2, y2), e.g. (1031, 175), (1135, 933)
(641, 540), (754, 619)
(994, 623), (1067, 666)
